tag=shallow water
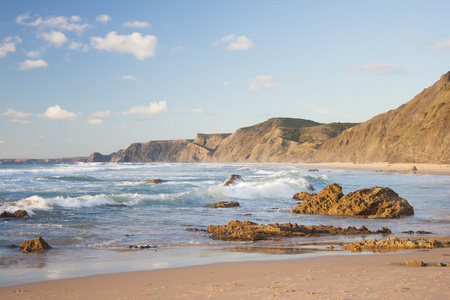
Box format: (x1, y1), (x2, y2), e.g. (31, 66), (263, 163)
(0, 162), (448, 286)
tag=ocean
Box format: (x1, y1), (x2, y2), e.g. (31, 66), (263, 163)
(0, 162), (449, 286)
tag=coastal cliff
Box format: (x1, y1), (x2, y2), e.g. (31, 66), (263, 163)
(86, 72), (450, 165)
(312, 72), (450, 164)
(86, 118), (356, 163)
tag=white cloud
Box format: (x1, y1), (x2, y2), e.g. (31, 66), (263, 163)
(87, 118), (104, 125)
(222, 81), (231, 86)
(37, 105), (79, 120)
(124, 100), (167, 115)
(122, 21), (150, 28)
(0, 140), (4, 144)
(11, 119), (31, 124)
(90, 31), (157, 60)
(2, 108), (32, 118)
(169, 45), (187, 56)
(91, 110), (111, 118)
(16, 13), (89, 34)
(347, 63), (401, 75)
(433, 38), (450, 50)
(26, 50), (41, 58)
(0, 36), (21, 57)
(19, 59), (48, 70)
(67, 41), (89, 51)
(121, 75), (138, 80)
(192, 108), (203, 113)
(40, 31), (67, 47)
(214, 34), (254, 51)
(96, 14), (111, 24)
(248, 75), (283, 91)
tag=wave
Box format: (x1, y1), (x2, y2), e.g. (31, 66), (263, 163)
(201, 177), (312, 200)
(38, 174), (100, 182)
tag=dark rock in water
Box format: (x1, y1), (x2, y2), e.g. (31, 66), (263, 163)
(306, 183), (315, 191)
(290, 183), (414, 219)
(0, 210), (29, 218)
(128, 244), (157, 249)
(402, 231), (415, 234)
(206, 220), (391, 241)
(308, 169), (319, 172)
(145, 179), (167, 184)
(19, 237), (52, 253)
(7, 244), (18, 248)
(221, 174), (244, 186)
(205, 201), (240, 208)
(107, 204), (127, 207)
(416, 230), (432, 234)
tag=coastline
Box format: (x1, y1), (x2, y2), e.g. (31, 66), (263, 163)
(300, 162), (450, 176)
(2, 246), (449, 299)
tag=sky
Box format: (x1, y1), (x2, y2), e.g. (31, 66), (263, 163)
(1, 0), (450, 159)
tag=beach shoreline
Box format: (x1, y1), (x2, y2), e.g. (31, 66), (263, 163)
(1, 245), (449, 299)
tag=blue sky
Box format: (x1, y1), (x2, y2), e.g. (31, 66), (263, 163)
(1, 1), (450, 159)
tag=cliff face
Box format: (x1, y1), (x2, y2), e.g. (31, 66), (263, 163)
(86, 118), (356, 163)
(312, 72), (450, 164)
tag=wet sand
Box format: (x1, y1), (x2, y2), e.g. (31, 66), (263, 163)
(1, 247), (449, 299)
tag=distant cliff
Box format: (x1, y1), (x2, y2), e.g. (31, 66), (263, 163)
(312, 72), (450, 164)
(86, 118), (356, 163)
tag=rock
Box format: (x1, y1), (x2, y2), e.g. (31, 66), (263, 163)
(145, 179), (167, 184)
(308, 169), (319, 172)
(410, 166), (418, 171)
(206, 220), (391, 241)
(221, 174), (244, 186)
(344, 237), (450, 252)
(19, 237), (52, 253)
(290, 183), (414, 219)
(416, 230), (432, 234)
(0, 210), (29, 218)
(205, 201), (240, 208)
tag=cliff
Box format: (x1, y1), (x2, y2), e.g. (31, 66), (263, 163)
(86, 118), (356, 163)
(312, 72), (450, 164)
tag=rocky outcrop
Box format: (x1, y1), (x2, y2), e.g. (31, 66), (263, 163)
(206, 220), (391, 241)
(205, 201), (240, 208)
(86, 118), (356, 163)
(19, 237), (52, 253)
(221, 174), (244, 186)
(344, 237), (450, 252)
(0, 210), (29, 218)
(312, 71), (450, 164)
(291, 184), (414, 218)
(145, 179), (167, 184)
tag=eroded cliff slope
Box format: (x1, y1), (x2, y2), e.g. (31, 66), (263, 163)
(312, 72), (450, 164)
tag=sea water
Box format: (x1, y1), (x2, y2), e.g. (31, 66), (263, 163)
(0, 162), (449, 286)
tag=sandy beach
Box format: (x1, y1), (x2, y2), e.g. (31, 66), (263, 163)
(1, 246), (449, 299)
(304, 162), (450, 176)
(1, 162), (448, 299)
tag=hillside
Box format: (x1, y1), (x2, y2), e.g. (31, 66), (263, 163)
(86, 118), (356, 163)
(312, 72), (450, 164)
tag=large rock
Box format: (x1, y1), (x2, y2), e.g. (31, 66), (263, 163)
(19, 237), (52, 253)
(206, 220), (391, 241)
(221, 174), (244, 186)
(291, 184), (414, 218)
(205, 201), (240, 208)
(0, 210), (29, 218)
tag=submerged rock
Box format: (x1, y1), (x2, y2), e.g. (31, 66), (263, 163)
(221, 174), (244, 186)
(291, 183), (414, 218)
(19, 237), (52, 253)
(206, 220), (391, 241)
(205, 201), (240, 208)
(145, 179), (167, 184)
(0, 210), (29, 218)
